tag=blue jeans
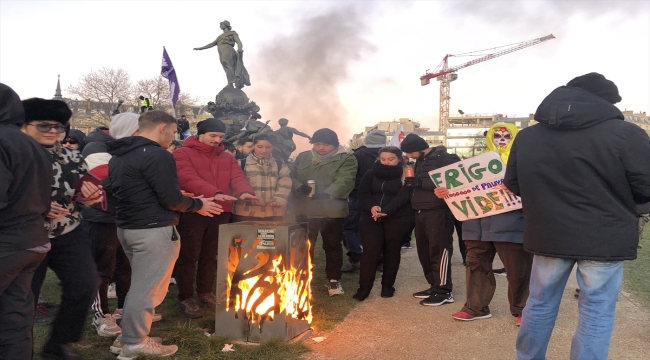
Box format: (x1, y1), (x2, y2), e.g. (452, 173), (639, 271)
(343, 197), (363, 263)
(516, 255), (624, 360)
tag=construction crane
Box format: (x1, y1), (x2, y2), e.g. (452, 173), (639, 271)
(420, 34), (555, 133)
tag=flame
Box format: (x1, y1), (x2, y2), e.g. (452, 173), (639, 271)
(226, 235), (313, 329)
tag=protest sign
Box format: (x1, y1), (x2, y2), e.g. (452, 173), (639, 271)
(428, 151), (521, 221)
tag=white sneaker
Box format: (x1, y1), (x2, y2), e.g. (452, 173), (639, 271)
(93, 314), (121, 337)
(327, 280), (344, 296)
(110, 334), (162, 354)
(117, 336), (178, 359)
(112, 308), (161, 322)
(169, 277), (177, 285)
(107, 283), (117, 299)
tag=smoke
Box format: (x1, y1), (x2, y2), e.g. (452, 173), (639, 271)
(246, 5), (377, 152)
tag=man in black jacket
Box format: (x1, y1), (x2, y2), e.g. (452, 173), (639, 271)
(0, 84), (53, 360)
(342, 130), (386, 272)
(505, 73), (650, 360)
(107, 110), (222, 359)
(401, 134), (460, 306)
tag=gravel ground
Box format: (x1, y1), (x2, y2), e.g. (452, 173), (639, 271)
(303, 240), (650, 360)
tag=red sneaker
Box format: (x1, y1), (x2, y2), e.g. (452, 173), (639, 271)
(516, 316), (522, 326)
(451, 311), (492, 321)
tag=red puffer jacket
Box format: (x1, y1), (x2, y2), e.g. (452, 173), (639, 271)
(173, 136), (255, 212)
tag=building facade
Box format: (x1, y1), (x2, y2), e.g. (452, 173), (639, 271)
(354, 118), (444, 148)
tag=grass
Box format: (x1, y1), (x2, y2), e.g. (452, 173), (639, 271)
(622, 225), (650, 306)
(34, 238), (361, 359)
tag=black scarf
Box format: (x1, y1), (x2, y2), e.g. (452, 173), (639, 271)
(372, 162), (403, 180)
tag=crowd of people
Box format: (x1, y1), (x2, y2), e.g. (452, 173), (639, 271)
(1, 71), (649, 360)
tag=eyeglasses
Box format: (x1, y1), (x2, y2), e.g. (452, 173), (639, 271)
(27, 123), (66, 133)
(62, 138), (79, 145)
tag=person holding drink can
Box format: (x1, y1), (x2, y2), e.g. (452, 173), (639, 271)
(291, 128), (357, 296)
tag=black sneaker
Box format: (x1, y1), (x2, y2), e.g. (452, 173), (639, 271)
(381, 286), (395, 298)
(420, 293), (454, 306)
(493, 268), (507, 276)
(401, 243), (413, 249)
(179, 298), (204, 318)
(341, 262), (360, 272)
(412, 287), (434, 299)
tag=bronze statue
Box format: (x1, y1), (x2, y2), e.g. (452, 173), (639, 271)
(273, 118), (311, 161)
(194, 20), (251, 89)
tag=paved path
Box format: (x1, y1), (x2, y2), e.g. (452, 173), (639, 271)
(304, 240), (650, 360)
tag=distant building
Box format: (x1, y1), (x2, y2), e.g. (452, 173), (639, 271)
(622, 110), (650, 136)
(446, 113), (535, 158)
(355, 118), (444, 148)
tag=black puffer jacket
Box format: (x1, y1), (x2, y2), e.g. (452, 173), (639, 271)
(411, 146), (460, 210)
(107, 136), (203, 229)
(358, 162), (414, 222)
(504, 86), (650, 260)
(0, 84), (53, 251)
(350, 146), (380, 198)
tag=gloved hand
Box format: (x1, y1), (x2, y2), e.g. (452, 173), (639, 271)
(311, 193), (331, 200)
(404, 177), (422, 188)
(296, 184), (312, 195)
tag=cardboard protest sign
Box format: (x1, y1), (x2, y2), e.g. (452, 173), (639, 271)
(428, 152), (521, 221)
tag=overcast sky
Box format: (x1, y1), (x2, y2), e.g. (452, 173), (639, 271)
(1, 0), (649, 141)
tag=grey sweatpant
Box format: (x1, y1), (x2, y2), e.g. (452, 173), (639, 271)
(117, 226), (180, 344)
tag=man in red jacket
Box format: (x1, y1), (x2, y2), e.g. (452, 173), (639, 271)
(173, 118), (259, 318)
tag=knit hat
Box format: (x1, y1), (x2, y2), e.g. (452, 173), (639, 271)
(566, 72), (621, 104)
(310, 128), (339, 147)
(0, 83), (25, 126)
(365, 130), (387, 148)
(22, 98), (72, 124)
(400, 133), (429, 153)
(109, 113), (140, 139)
(197, 118), (226, 134)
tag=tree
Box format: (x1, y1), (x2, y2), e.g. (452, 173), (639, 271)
(67, 67), (132, 124)
(175, 92), (201, 117)
(134, 75), (171, 111)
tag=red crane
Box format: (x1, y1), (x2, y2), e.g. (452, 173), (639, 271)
(420, 34), (555, 133)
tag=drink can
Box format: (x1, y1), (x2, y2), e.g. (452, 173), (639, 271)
(307, 180), (316, 197)
(404, 166), (415, 177)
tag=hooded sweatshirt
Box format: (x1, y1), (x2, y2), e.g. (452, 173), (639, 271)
(67, 129), (87, 152)
(0, 84), (53, 252)
(107, 136), (203, 229)
(350, 146), (380, 198)
(81, 127), (116, 223)
(463, 122), (524, 243)
(504, 86), (650, 260)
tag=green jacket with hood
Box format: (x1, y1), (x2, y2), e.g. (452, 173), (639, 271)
(291, 147), (358, 218)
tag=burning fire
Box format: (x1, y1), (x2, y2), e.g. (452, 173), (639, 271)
(225, 234), (312, 329)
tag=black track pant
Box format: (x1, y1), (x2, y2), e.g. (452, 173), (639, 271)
(414, 209), (455, 294)
(307, 218), (344, 280)
(0, 250), (45, 360)
(89, 221), (131, 318)
(31, 224), (99, 345)
(358, 217), (415, 290)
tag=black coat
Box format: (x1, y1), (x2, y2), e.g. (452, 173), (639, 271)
(0, 84), (53, 252)
(81, 127), (117, 223)
(411, 146), (460, 210)
(504, 86), (650, 261)
(350, 146), (380, 198)
(358, 162), (414, 222)
(107, 136), (202, 229)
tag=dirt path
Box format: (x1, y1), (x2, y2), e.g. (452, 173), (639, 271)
(303, 240), (650, 360)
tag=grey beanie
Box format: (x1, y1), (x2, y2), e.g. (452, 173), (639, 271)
(365, 130), (387, 148)
(109, 113), (140, 139)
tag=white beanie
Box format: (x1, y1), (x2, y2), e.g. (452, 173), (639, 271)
(109, 113), (140, 139)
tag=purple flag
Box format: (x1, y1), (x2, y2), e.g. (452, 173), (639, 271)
(161, 47), (180, 108)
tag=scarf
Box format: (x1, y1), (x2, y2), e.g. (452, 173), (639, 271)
(311, 145), (347, 164)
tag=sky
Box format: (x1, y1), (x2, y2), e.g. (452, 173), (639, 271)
(1, 0), (649, 143)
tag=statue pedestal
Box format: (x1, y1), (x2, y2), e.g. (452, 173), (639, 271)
(206, 86), (260, 139)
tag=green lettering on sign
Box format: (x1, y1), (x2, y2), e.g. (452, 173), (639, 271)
(445, 169), (463, 189)
(451, 200), (469, 217)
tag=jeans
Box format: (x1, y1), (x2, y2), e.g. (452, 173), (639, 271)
(308, 218), (345, 280)
(516, 255), (624, 360)
(343, 197), (363, 263)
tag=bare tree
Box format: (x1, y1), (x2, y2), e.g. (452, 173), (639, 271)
(175, 92), (201, 117)
(134, 75), (171, 111)
(67, 67), (132, 123)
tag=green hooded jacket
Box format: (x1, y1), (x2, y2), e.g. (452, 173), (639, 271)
(291, 147), (358, 218)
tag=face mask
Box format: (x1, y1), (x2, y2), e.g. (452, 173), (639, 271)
(492, 127), (512, 148)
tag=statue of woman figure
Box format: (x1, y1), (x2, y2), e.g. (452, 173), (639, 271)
(194, 20), (251, 89)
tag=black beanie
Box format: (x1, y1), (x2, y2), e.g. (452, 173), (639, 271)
(310, 128), (339, 147)
(566, 72), (622, 104)
(400, 133), (429, 153)
(22, 98), (72, 124)
(196, 118), (226, 134)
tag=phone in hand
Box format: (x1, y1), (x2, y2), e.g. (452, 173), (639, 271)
(72, 172), (103, 193)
